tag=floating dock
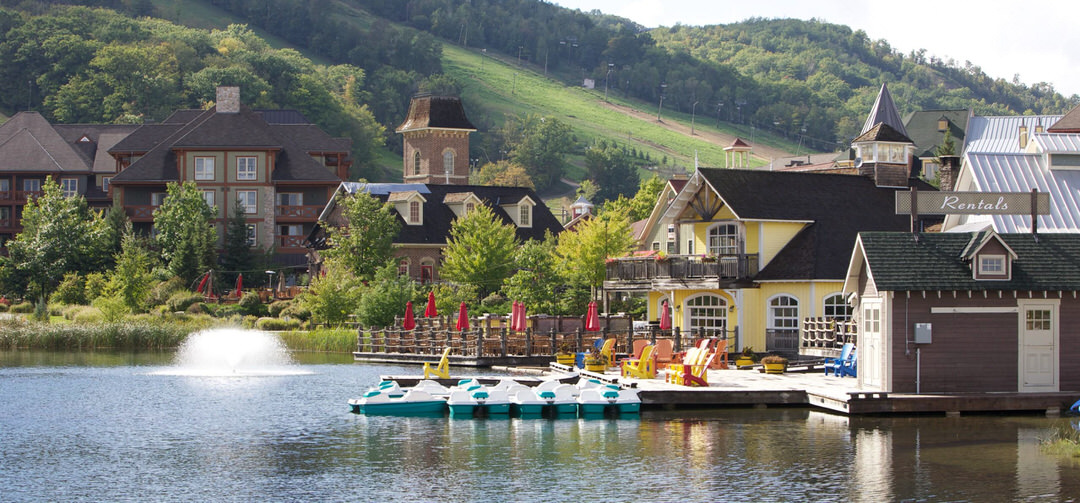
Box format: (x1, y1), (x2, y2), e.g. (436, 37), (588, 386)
(380, 365), (1080, 417)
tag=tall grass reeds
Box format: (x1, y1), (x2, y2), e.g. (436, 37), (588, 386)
(276, 327), (357, 353)
(0, 315), (216, 350)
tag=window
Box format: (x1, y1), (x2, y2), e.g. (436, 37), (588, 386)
(279, 225), (302, 248)
(979, 255), (1006, 275)
(236, 157), (257, 180)
(1026, 309), (1052, 331)
(686, 294), (727, 333)
(23, 179), (41, 193)
(60, 178), (78, 197)
(236, 190), (257, 214)
(408, 200), (421, 224)
(863, 305), (880, 334)
(420, 258), (435, 283)
(101, 177), (111, 194)
(398, 258), (410, 277)
(686, 239), (694, 255)
(195, 157), (215, 180)
(768, 295), (799, 330)
(0, 179), (9, 192)
(151, 192), (167, 206)
(823, 293), (852, 321)
(519, 204), (531, 227)
(280, 224), (302, 235)
(413, 151), (421, 176)
(443, 150), (454, 174)
(201, 190), (215, 209)
(277, 193), (303, 206)
(708, 223), (740, 256)
(652, 242), (661, 251)
(245, 224), (257, 247)
(465, 202), (475, 214)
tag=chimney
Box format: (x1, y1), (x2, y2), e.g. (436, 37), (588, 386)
(938, 155), (960, 191)
(1019, 121), (1029, 149)
(1035, 117), (1044, 134)
(216, 86), (240, 114)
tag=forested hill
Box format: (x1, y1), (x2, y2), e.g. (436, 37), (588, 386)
(2, 0), (1077, 185)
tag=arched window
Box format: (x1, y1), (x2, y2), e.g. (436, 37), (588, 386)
(707, 223), (741, 256)
(397, 258), (410, 277)
(685, 294), (727, 334)
(768, 295), (799, 331)
(413, 151), (421, 176)
(823, 293), (852, 321)
(443, 150), (455, 174)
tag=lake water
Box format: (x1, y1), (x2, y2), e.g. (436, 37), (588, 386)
(1, 334), (1078, 502)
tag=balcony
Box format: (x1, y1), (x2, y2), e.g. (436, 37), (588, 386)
(603, 253), (758, 291)
(0, 190), (43, 202)
(126, 205), (157, 221)
(277, 234), (306, 250)
(275, 205), (322, 221)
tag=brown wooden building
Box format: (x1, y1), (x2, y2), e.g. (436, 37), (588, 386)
(843, 230), (1080, 394)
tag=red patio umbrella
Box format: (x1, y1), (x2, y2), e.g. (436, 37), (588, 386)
(235, 274), (243, 298)
(517, 302), (528, 331)
(585, 301), (600, 331)
(659, 299), (672, 330)
(455, 302), (470, 331)
(196, 271), (210, 293)
(424, 290), (437, 317)
(510, 301), (520, 331)
(402, 301), (416, 331)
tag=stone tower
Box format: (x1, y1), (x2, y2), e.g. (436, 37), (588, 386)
(395, 94), (477, 185)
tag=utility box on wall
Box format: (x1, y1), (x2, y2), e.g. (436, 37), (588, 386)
(914, 323), (932, 344)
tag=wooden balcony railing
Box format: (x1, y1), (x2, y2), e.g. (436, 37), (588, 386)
(605, 254), (758, 282)
(277, 235), (305, 249)
(0, 190), (43, 202)
(126, 205), (157, 220)
(275, 205), (321, 219)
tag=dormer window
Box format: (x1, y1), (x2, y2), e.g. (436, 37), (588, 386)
(978, 255), (1005, 275)
(937, 116), (948, 132)
(388, 190), (426, 225)
(503, 195), (536, 228)
(466, 202), (475, 214)
(519, 203), (531, 227)
(78, 135), (92, 143)
(964, 231), (1015, 281)
(409, 200), (421, 224)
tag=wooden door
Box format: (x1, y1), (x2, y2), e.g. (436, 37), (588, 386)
(1019, 301), (1058, 391)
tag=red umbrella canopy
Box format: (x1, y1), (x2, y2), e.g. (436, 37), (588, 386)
(424, 291), (437, 317)
(585, 301), (600, 331)
(659, 299), (672, 330)
(456, 302), (470, 331)
(403, 301), (416, 330)
(235, 274), (243, 298)
(517, 302), (528, 331)
(511, 301), (521, 331)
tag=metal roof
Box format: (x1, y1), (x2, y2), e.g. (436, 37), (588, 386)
(944, 152), (1080, 233)
(964, 115), (1062, 153)
(1032, 133), (1080, 152)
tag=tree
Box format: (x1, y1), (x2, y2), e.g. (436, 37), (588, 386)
(322, 188), (401, 281)
(6, 178), (110, 300)
(471, 160), (535, 189)
(297, 259), (364, 326)
(584, 141), (639, 203)
(221, 198), (257, 288)
(498, 114), (572, 191)
(576, 179), (600, 202)
(153, 181), (217, 285)
(109, 232), (156, 313)
(439, 205), (518, 299)
(555, 206), (636, 299)
(629, 175), (665, 221)
(502, 233), (563, 315)
(357, 262), (416, 327)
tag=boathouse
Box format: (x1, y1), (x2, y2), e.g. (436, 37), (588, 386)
(843, 230), (1080, 394)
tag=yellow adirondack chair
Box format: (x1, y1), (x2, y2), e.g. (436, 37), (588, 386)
(621, 344), (656, 379)
(423, 347), (452, 379)
(668, 347), (717, 386)
(598, 338), (616, 368)
(664, 347), (703, 384)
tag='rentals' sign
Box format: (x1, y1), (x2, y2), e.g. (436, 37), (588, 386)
(896, 191), (1050, 215)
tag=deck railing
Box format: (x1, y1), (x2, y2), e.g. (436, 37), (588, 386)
(275, 205), (322, 219)
(605, 254), (758, 282)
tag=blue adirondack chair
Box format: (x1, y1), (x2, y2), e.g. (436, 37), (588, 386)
(837, 348), (857, 377)
(824, 343), (854, 377)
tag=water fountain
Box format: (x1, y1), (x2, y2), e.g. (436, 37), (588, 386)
(157, 327), (311, 376)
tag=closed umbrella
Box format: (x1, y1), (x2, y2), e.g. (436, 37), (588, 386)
(510, 301), (521, 331)
(456, 302), (470, 331)
(518, 302), (527, 331)
(403, 301), (416, 331)
(424, 290), (438, 317)
(235, 274), (243, 298)
(659, 299), (672, 330)
(585, 301), (600, 332)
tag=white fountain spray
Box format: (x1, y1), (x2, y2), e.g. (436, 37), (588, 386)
(158, 327), (311, 376)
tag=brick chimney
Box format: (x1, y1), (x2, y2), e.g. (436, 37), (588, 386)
(216, 86), (240, 114)
(937, 155), (960, 191)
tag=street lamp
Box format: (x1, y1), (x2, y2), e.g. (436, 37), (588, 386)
(604, 63), (614, 102)
(690, 100), (699, 135)
(265, 270), (275, 292)
(656, 83), (667, 121)
(716, 102), (723, 127)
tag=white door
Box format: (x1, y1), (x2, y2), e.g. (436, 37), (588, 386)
(860, 300), (883, 389)
(1019, 301), (1058, 391)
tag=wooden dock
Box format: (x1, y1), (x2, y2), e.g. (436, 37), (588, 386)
(376, 364), (1080, 417)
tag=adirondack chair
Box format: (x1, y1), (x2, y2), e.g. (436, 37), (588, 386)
(598, 338), (617, 368)
(423, 347), (452, 379)
(618, 340), (649, 365)
(668, 348), (717, 387)
(665, 345), (706, 384)
(653, 339), (675, 368)
(709, 338), (729, 369)
(621, 344), (656, 379)
(823, 343), (854, 377)
(837, 348), (857, 377)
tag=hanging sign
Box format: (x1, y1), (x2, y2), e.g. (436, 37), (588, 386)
(896, 191), (1049, 215)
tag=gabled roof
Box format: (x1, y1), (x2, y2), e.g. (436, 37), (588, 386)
(853, 232), (1080, 291)
(852, 122), (912, 144)
(1047, 103), (1080, 133)
(959, 230), (1017, 261)
(0, 112), (104, 173)
(902, 108), (970, 158)
(943, 152), (1080, 233)
(861, 83), (908, 138)
(396, 94), (477, 132)
(683, 168), (930, 280)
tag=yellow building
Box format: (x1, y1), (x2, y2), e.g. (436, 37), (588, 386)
(605, 166), (928, 353)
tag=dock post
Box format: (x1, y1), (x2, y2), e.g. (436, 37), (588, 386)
(549, 328), (557, 355)
(500, 326), (508, 357)
(674, 326), (682, 353)
(576, 328), (583, 353)
(525, 327), (532, 356)
(356, 326), (363, 352)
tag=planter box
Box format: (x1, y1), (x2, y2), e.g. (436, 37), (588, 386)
(736, 358), (755, 367)
(555, 354), (575, 365)
(763, 362), (786, 374)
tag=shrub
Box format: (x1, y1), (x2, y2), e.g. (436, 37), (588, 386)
(280, 303), (311, 321)
(255, 317), (301, 331)
(268, 300), (292, 318)
(84, 272), (108, 302)
(0, 304), (8, 313)
(62, 305), (84, 320)
(185, 302), (203, 314)
(242, 315), (258, 328)
(33, 298), (49, 321)
(145, 277), (187, 309)
(72, 307), (105, 324)
(52, 273), (87, 305)
(238, 292), (265, 316)
(11, 301), (34, 313)
(166, 291), (204, 313)
(92, 295), (130, 323)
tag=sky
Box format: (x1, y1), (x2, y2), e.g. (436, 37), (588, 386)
(553, 0), (1080, 98)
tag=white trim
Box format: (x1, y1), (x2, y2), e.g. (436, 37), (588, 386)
(930, 306), (1018, 314)
(1017, 298), (1059, 392)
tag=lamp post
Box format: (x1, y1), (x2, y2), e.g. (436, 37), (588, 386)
(604, 63), (614, 102)
(690, 100), (699, 135)
(265, 270), (275, 292)
(656, 83), (667, 121)
(716, 102), (723, 127)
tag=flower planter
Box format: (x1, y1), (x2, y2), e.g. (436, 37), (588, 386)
(763, 362), (786, 374)
(584, 360), (606, 372)
(555, 354), (575, 365)
(735, 357), (755, 367)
